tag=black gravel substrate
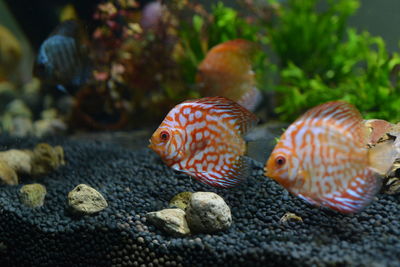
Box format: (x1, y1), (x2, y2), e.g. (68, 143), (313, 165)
(0, 136), (399, 267)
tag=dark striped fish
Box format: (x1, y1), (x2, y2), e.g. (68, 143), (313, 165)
(265, 101), (396, 214)
(34, 20), (91, 93)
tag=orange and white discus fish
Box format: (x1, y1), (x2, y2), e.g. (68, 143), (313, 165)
(265, 101), (396, 213)
(196, 39), (262, 112)
(149, 96), (258, 188)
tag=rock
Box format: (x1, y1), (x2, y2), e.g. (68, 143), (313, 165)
(9, 117), (34, 137)
(33, 118), (67, 138)
(363, 119), (394, 146)
(185, 192), (232, 233)
(146, 208), (190, 236)
(279, 212), (303, 224)
(32, 109), (67, 138)
(169, 192), (192, 210)
(388, 123), (400, 157)
(19, 183), (47, 208)
(68, 184), (108, 215)
(41, 109), (58, 120)
(371, 122), (400, 194)
(0, 82), (17, 113)
(383, 177), (400, 195)
(21, 78), (42, 114)
(0, 143), (65, 185)
(0, 149), (32, 174)
(31, 143), (65, 176)
(388, 122), (400, 137)
(1, 99), (34, 137)
(0, 160), (18, 185)
(5, 99), (32, 118)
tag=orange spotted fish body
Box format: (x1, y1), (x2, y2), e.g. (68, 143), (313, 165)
(149, 96), (258, 188)
(265, 101), (395, 213)
(196, 39), (262, 112)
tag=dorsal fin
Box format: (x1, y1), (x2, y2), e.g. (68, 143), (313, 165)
(183, 96), (259, 135)
(210, 39), (258, 56)
(298, 101), (365, 142)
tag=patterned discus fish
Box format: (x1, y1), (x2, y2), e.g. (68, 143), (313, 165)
(196, 39), (263, 112)
(265, 101), (396, 213)
(149, 96), (259, 188)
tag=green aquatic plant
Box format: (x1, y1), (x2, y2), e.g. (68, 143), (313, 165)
(265, 0), (359, 78)
(263, 0), (400, 122)
(275, 31), (400, 121)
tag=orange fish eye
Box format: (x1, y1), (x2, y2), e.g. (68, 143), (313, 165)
(159, 130), (170, 141)
(275, 156), (286, 167)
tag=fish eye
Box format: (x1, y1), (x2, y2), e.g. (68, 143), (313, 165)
(275, 156), (286, 167)
(159, 131), (170, 141)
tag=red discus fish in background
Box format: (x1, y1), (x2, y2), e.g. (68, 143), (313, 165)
(265, 101), (396, 214)
(149, 96), (258, 188)
(196, 39), (262, 112)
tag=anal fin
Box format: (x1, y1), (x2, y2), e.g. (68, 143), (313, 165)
(318, 170), (381, 214)
(192, 156), (251, 188)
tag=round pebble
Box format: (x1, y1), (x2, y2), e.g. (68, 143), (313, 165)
(185, 192), (232, 233)
(19, 183), (47, 208)
(68, 184), (108, 214)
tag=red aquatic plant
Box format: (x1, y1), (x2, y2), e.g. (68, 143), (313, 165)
(72, 0), (195, 130)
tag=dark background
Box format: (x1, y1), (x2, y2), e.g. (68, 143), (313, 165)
(3, 0), (400, 51)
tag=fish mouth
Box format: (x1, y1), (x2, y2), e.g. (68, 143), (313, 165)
(263, 166), (269, 177)
(264, 165), (275, 179)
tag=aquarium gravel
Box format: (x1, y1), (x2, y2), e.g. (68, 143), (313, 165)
(0, 136), (399, 266)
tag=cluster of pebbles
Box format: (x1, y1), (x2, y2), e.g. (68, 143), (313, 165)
(0, 80), (68, 138)
(147, 191), (232, 236)
(0, 136), (399, 266)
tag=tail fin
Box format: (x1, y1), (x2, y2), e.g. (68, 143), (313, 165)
(368, 140), (397, 176)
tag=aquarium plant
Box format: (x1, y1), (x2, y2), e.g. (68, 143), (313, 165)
(260, 0), (400, 122)
(28, 0), (400, 130)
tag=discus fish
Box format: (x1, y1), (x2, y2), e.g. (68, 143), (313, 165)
(34, 20), (91, 93)
(196, 39), (262, 112)
(149, 96), (258, 188)
(265, 101), (396, 213)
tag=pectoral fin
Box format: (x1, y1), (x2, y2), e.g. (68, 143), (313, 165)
(288, 166), (310, 189)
